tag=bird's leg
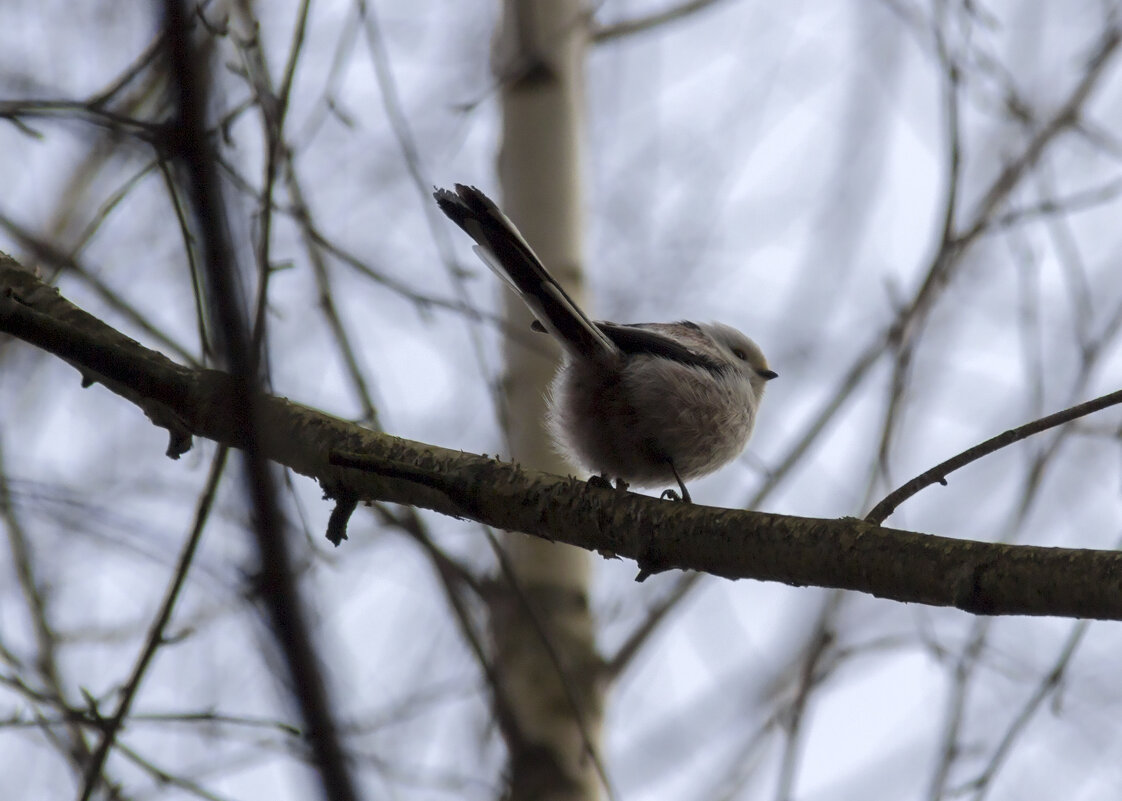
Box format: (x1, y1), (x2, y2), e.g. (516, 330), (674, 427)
(639, 462), (691, 580)
(659, 460), (692, 503)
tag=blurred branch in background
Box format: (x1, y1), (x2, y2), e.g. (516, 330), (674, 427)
(156, 3), (358, 800)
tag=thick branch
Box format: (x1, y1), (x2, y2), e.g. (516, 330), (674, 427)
(4, 257), (1122, 620)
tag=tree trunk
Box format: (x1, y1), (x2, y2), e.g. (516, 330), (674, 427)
(490, 1), (604, 800)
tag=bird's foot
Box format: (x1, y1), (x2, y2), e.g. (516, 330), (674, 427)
(659, 485), (692, 503)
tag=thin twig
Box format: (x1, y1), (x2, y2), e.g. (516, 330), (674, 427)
(356, 0), (504, 423)
(158, 5), (361, 801)
(0, 210), (200, 366)
(485, 531), (619, 801)
(378, 504), (531, 756)
(605, 571), (702, 679)
(0, 440), (94, 778)
(964, 619), (1091, 801)
(774, 594), (842, 801)
(592, 0), (729, 42)
(78, 447), (229, 801)
(866, 388), (1122, 524)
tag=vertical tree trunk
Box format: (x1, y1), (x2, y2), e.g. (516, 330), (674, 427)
(490, 2), (604, 800)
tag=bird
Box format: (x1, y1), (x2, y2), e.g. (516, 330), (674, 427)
(434, 184), (776, 502)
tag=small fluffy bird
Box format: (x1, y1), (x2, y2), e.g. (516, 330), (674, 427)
(434, 184), (775, 502)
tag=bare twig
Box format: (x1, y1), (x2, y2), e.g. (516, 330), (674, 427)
(356, 0), (502, 420)
(78, 447), (229, 801)
(963, 619), (1092, 801)
(605, 571), (702, 679)
(228, 0), (382, 424)
(866, 388), (1122, 525)
(157, 5), (360, 801)
(774, 595), (842, 801)
(485, 531), (618, 801)
(231, 0), (311, 361)
(0, 210), (200, 366)
(592, 0), (729, 42)
(0, 441), (94, 779)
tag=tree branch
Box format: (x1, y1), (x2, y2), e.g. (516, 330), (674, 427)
(4, 257), (1122, 620)
(591, 0), (729, 43)
(866, 388), (1122, 525)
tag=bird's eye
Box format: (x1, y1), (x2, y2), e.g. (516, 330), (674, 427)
(732, 347), (748, 361)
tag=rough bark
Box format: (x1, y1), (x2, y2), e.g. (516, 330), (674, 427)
(6, 259), (1122, 626)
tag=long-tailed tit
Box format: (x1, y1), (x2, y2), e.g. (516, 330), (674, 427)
(434, 184), (776, 502)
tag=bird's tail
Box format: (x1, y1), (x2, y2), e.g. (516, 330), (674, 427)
(434, 184), (618, 362)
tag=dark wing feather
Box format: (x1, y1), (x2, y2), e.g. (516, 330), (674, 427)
(597, 322), (726, 373)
